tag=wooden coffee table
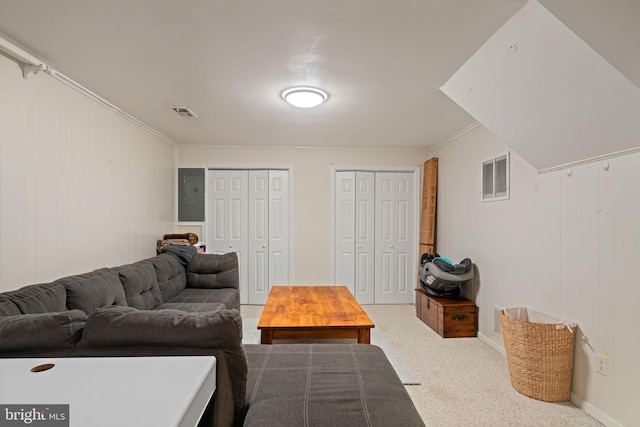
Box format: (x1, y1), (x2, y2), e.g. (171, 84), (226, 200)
(258, 286), (375, 344)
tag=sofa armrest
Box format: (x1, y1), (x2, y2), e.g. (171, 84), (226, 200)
(78, 306), (243, 350)
(0, 310), (87, 353)
(186, 252), (239, 290)
(77, 306), (247, 416)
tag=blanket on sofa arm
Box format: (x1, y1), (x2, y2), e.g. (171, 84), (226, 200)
(243, 343), (425, 427)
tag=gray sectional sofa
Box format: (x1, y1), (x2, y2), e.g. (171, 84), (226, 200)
(0, 250), (245, 427)
(0, 249), (424, 427)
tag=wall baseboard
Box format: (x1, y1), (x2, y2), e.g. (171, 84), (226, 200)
(570, 394), (622, 427)
(478, 333), (621, 427)
(477, 332), (505, 356)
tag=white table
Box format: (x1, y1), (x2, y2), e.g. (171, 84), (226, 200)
(0, 356), (216, 427)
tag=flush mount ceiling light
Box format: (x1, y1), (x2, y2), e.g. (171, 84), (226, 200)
(281, 87), (328, 108)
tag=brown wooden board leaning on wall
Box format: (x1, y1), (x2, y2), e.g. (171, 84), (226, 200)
(420, 158), (438, 259)
(415, 287), (477, 338)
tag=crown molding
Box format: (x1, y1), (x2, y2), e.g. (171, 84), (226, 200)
(430, 121), (481, 152)
(177, 143), (430, 152)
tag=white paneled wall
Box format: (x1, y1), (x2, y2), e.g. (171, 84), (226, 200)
(0, 54), (176, 292)
(434, 126), (640, 427)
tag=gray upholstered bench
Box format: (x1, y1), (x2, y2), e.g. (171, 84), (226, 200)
(243, 343), (424, 426)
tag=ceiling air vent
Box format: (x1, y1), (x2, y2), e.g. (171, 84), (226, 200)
(171, 106), (198, 118)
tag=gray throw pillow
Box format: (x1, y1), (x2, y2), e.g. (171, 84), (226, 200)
(58, 268), (127, 315)
(114, 261), (162, 309)
(2, 283), (67, 314)
(148, 254), (187, 301)
(0, 295), (20, 316)
(186, 252), (239, 289)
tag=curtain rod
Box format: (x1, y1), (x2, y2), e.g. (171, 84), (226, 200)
(0, 36), (50, 78)
(0, 35), (177, 146)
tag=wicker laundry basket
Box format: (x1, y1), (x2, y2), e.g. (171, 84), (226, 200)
(500, 308), (577, 402)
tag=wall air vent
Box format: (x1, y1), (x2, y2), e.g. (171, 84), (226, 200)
(171, 106), (198, 118)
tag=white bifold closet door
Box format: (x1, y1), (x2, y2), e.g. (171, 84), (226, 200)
(207, 170), (249, 301)
(374, 172), (415, 304)
(247, 170), (290, 305)
(207, 169), (290, 305)
(335, 171), (376, 304)
(334, 171), (415, 304)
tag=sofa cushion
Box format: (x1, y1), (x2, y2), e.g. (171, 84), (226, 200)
(1, 283), (67, 314)
(153, 302), (227, 312)
(244, 344), (425, 427)
(148, 254), (187, 302)
(0, 310), (87, 353)
(0, 295), (21, 316)
(79, 306), (243, 348)
(57, 268), (126, 316)
(186, 252), (239, 289)
(114, 260), (162, 310)
(165, 288), (239, 311)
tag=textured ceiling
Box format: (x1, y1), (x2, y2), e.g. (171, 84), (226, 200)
(0, 0), (638, 150)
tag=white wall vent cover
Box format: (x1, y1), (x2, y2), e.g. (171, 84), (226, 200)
(440, 0), (640, 173)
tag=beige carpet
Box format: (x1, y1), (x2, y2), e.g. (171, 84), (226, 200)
(241, 303), (603, 426)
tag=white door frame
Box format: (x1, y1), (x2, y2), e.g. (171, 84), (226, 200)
(330, 165), (422, 303)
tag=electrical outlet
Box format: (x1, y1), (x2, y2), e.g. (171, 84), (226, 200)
(597, 354), (607, 376)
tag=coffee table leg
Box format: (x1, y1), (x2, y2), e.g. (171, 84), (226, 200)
(261, 329), (273, 344)
(358, 328), (371, 344)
